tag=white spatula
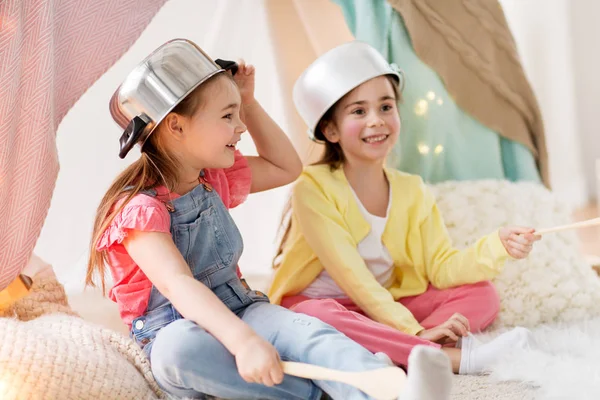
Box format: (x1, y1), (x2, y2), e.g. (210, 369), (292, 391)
(282, 361), (406, 400)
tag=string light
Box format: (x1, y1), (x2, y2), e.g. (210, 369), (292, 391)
(414, 99), (428, 116)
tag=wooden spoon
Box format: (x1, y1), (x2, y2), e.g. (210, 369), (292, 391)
(282, 361), (406, 400)
(535, 217), (600, 235)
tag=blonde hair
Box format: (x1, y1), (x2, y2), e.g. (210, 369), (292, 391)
(273, 75), (401, 268)
(86, 74), (229, 292)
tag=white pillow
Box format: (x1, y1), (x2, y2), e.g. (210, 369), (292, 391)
(429, 180), (600, 329)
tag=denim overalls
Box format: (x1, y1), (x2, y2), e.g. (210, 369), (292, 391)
(128, 178), (389, 400)
(130, 178), (269, 354)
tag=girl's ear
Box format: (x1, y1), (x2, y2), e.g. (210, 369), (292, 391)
(320, 120), (340, 143)
(163, 113), (185, 141)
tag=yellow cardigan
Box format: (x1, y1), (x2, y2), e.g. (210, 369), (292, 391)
(268, 165), (509, 335)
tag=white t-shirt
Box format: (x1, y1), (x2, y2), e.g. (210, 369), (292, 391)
(301, 186), (395, 298)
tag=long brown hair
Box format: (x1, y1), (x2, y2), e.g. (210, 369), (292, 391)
(272, 75), (401, 268)
(86, 74), (227, 293)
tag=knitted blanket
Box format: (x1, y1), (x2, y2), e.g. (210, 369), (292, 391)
(0, 273), (164, 400)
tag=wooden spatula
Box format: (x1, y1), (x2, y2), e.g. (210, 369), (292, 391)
(535, 217), (600, 235)
(282, 361), (406, 400)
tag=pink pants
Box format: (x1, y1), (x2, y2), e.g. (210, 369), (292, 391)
(281, 281), (500, 366)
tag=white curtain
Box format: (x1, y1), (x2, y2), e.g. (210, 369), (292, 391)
(500, 0), (589, 207)
(569, 1), (600, 206)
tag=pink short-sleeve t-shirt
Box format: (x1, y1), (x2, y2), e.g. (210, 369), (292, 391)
(97, 151), (252, 327)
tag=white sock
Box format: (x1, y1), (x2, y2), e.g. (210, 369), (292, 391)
(459, 327), (535, 375)
(398, 346), (453, 400)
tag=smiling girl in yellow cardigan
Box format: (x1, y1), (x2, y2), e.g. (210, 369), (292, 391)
(269, 42), (540, 375)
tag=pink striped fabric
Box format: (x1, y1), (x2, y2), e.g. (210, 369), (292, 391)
(0, 0), (167, 290)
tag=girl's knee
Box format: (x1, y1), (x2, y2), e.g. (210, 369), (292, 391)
(476, 281), (500, 309)
(291, 298), (344, 324)
(150, 320), (213, 376)
(469, 281), (500, 325)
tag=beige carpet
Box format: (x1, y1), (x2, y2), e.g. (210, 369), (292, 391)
(451, 376), (537, 399)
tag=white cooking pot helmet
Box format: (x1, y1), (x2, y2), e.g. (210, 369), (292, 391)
(293, 41), (405, 142)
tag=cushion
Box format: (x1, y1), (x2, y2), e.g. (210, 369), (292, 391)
(429, 180), (600, 328)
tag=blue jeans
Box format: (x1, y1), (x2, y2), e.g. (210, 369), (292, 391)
(150, 302), (392, 399)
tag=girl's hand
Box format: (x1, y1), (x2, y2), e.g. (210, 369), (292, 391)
(233, 60), (256, 106)
(234, 334), (284, 387)
(416, 313), (470, 345)
(499, 226), (541, 259)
